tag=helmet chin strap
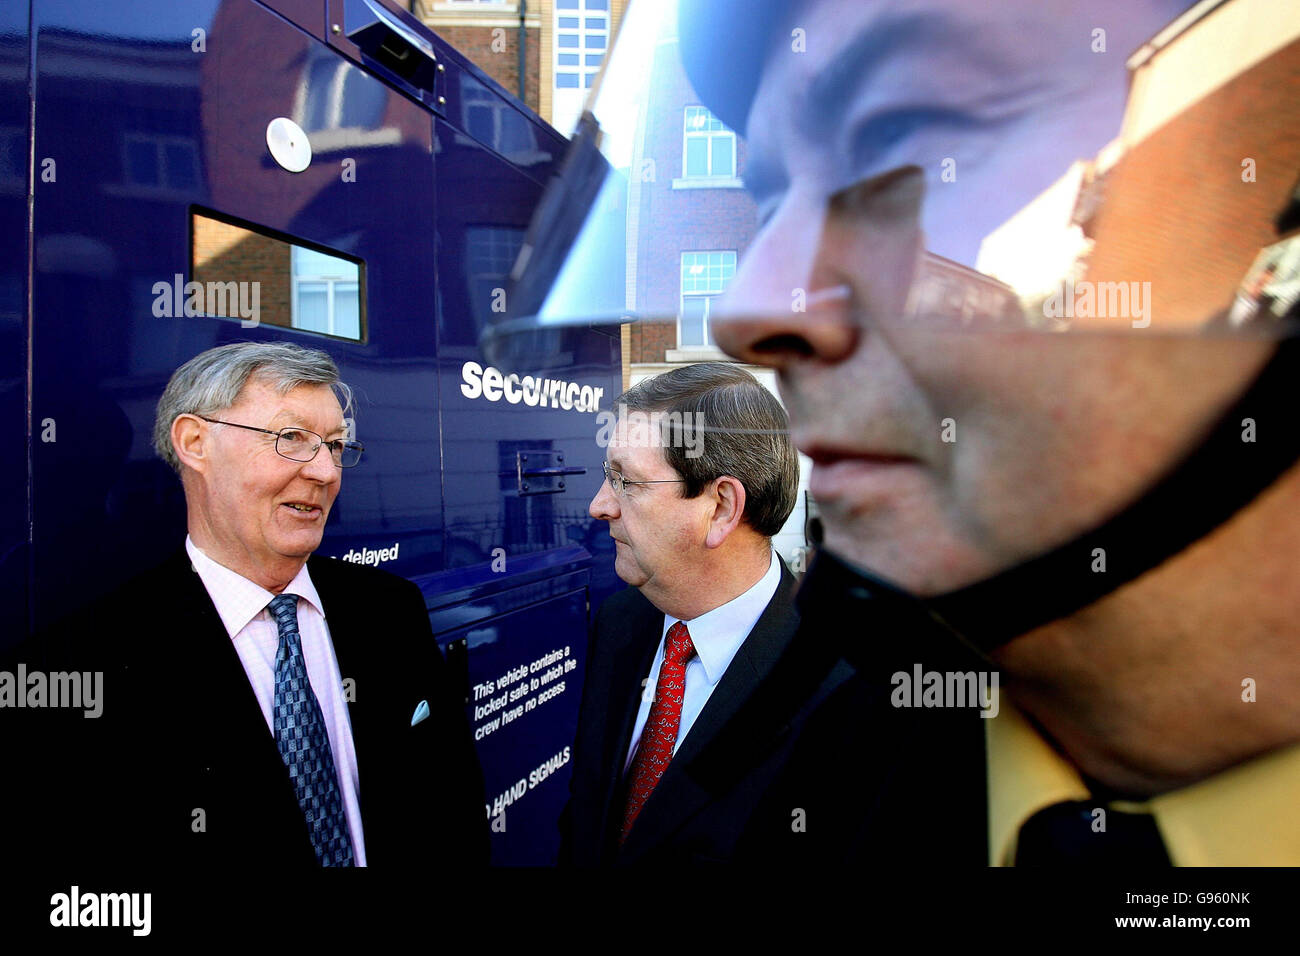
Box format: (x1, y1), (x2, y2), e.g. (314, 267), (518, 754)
(911, 336), (1300, 654)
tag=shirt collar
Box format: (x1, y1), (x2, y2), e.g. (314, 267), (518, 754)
(986, 701), (1089, 866)
(987, 699), (1300, 865)
(662, 549), (780, 685)
(185, 535), (326, 639)
(1147, 739), (1300, 865)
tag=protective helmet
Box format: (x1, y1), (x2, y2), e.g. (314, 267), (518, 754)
(494, 0), (1300, 649)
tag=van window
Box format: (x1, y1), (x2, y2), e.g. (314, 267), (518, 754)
(190, 209), (365, 341)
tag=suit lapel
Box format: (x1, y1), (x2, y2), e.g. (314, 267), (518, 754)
(619, 564), (801, 860)
(591, 598), (664, 857)
(160, 551), (314, 860)
(165, 551), (277, 755)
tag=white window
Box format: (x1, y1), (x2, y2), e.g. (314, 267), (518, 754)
(682, 106), (736, 180)
(680, 251), (736, 348)
(552, 0), (609, 134)
(292, 246), (361, 339)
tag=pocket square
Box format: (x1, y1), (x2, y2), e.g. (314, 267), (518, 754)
(410, 700), (430, 727)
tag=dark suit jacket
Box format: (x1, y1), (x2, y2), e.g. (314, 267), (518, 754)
(558, 549), (992, 867)
(704, 548), (991, 865)
(34, 550), (487, 872)
(560, 558), (825, 865)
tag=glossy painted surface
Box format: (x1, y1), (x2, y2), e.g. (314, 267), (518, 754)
(15, 0), (622, 865)
(0, 3), (28, 648)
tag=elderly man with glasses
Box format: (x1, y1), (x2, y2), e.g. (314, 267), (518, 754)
(558, 362), (809, 865)
(46, 341), (486, 872)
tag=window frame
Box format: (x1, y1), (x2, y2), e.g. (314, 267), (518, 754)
(681, 106), (738, 181)
(290, 247), (361, 339)
(553, 0), (608, 110)
(678, 250), (737, 349)
(189, 206), (367, 343)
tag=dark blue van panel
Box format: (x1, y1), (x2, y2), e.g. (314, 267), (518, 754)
(16, 0), (622, 866)
(0, 2), (29, 648)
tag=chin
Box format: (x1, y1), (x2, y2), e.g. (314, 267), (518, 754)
(820, 519), (995, 599)
(613, 557), (646, 588)
(272, 533), (325, 559)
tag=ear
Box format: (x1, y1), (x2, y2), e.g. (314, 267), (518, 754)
(704, 475), (747, 549)
(171, 414), (209, 474)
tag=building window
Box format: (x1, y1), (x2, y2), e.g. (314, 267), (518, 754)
(464, 82), (538, 158)
(552, 0), (609, 133)
(123, 133), (200, 191)
(680, 251), (736, 348)
(683, 106), (736, 180)
(302, 56), (386, 133)
(466, 225), (526, 325)
(292, 246), (361, 340)
(190, 209), (365, 342)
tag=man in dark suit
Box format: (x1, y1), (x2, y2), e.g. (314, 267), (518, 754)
(42, 341), (486, 871)
(559, 363), (807, 865)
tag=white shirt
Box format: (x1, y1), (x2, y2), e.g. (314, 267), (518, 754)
(185, 536), (367, 865)
(624, 550), (782, 772)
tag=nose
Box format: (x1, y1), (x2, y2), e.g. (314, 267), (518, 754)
(589, 476), (619, 521)
(301, 443), (341, 484)
(712, 168), (925, 372)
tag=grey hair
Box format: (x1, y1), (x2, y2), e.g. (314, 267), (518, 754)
(615, 363), (798, 538)
(153, 342), (352, 473)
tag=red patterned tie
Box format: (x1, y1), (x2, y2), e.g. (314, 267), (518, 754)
(621, 621), (696, 843)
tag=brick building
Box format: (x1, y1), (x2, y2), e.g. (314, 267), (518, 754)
(1080, 0), (1300, 328)
(978, 0), (1300, 330)
(625, 15), (758, 371)
(412, 0), (627, 133)
(411, 2), (818, 564)
(613, 8), (814, 568)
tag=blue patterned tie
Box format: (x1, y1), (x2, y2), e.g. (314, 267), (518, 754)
(268, 594), (355, 867)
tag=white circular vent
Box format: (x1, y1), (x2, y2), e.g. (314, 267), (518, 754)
(265, 117), (312, 173)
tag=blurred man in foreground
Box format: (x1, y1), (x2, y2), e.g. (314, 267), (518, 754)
(506, 0), (1300, 865)
(691, 0), (1300, 864)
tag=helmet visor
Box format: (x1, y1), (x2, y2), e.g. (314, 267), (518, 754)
(491, 0), (1300, 351)
(492, 0), (1300, 607)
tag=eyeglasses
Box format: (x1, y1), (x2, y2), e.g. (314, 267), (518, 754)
(602, 460), (685, 495)
(199, 417), (365, 468)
